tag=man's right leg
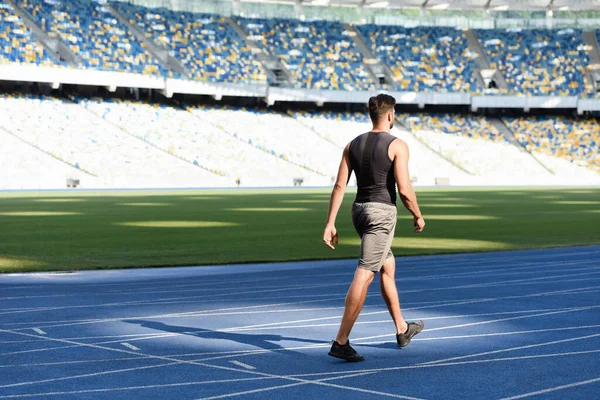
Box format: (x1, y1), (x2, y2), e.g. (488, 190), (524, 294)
(335, 267), (375, 345)
(379, 256), (408, 335)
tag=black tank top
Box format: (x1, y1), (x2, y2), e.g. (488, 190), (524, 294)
(349, 131), (397, 206)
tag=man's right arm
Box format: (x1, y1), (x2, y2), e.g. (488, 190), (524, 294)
(391, 140), (425, 233)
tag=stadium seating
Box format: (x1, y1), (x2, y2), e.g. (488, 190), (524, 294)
(0, 0), (56, 65)
(238, 17), (376, 91)
(356, 25), (481, 93)
(290, 110), (473, 185)
(398, 113), (553, 178)
(187, 104), (342, 177)
(113, 2), (266, 83)
(0, 94), (223, 188)
(0, 128), (92, 189)
(18, 0), (168, 75)
(476, 28), (591, 96)
(504, 116), (600, 173)
(398, 113), (507, 143)
(81, 99), (324, 186)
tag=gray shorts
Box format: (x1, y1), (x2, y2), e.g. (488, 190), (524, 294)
(351, 202), (397, 272)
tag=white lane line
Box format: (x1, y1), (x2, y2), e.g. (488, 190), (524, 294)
(420, 332), (600, 366)
(120, 343), (140, 351)
(0, 327), (416, 400)
(289, 349), (600, 379)
(196, 371), (417, 400)
(500, 376), (600, 400)
(3, 287), (597, 358)
(2, 254), (597, 302)
(350, 305), (600, 345)
(0, 377), (276, 399)
(228, 360), (255, 370)
(30, 328), (46, 335)
(5, 323), (600, 370)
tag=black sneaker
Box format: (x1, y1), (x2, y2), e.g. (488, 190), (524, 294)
(396, 320), (424, 348)
(328, 340), (365, 362)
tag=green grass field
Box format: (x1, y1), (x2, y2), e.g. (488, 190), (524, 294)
(0, 187), (599, 273)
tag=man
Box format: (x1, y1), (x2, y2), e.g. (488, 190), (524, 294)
(323, 94), (425, 362)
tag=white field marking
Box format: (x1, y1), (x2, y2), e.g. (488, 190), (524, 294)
(0, 355), (148, 369)
(0, 377), (279, 399)
(218, 285), (600, 333)
(30, 328), (45, 335)
(419, 332), (600, 366)
(177, 307), (600, 365)
(3, 249), (598, 300)
(228, 360), (255, 370)
(5, 247), (594, 292)
(0, 289), (354, 318)
(2, 329), (597, 399)
(288, 349), (600, 380)
(90, 260), (600, 296)
(196, 371), (417, 400)
(2, 258), (597, 317)
(0, 281), (348, 301)
(350, 305), (600, 345)
(10, 263), (594, 321)
(221, 307), (575, 332)
(350, 323), (600, 346)
(120, 343), (140, 351)
(3, 295), (358, 329)
(0, 328), (416, 400)
(3, 285), (597, 358)
(500, 376), (600, 400)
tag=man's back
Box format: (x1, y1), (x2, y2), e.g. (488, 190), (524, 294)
(349, 131), (397, 206)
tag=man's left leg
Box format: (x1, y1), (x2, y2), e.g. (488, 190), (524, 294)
(335, 267), (375, 345)
(329, 267), (374, 362)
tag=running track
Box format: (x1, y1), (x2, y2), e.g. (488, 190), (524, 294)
(1, 246), (599, 399)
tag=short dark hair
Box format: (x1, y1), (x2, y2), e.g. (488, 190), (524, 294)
(368, 94), (396, 124)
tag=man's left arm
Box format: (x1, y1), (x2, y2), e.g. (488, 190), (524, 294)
(323, 143), (352, 250)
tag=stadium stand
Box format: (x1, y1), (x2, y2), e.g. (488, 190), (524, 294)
(290, 110), (473, 185)
(504, 116), (600, 174)
(187, 104), (342, 177)
(238, 17), (376, 90)
(0, 0), (56, 65)
(0, 94), (224, 188)
(0, 128), (91, 189)
(81, 98), (324, 186)
(356, 25), (481, 93)
(476, 28), (592, 96)
(113, 2), (266, 83)
(398, 113), (554, 179)
(18, 0), (168, 75)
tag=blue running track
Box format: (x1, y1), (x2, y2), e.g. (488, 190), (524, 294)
(1, 246), (600, 399)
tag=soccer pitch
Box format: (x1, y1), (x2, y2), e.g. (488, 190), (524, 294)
(0, 187), (599, 273)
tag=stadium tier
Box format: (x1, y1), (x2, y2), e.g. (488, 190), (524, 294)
(357, 25), (482, 93)
(0, 94), (598, 189)
(0, 94), (225, 188)
(504, 116), (600, 174)
(19, 0), (168, 75)
(238, 17), (376, 91)
(398, 113), (558, 179)
(113, 2), (266, 83)
(80, 99), (326, 186)
(0, 0), (56, 65)
(476, 28), (592, 96)
(1, 1), (600, 96)
(187, 104), (342, 176)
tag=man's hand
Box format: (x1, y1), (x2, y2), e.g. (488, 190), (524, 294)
(414, 216), (425, 233)
(323, 225), (338, 249)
